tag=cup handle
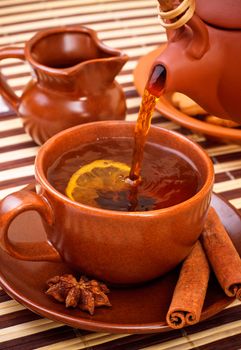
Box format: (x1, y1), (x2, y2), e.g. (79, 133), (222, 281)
(0, 47), (25, 112)
(0, 187), (61, 262)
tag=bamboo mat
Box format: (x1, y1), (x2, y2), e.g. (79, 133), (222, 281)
(1, 0), (241, 349)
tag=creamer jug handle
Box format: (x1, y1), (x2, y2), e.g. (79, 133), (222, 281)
(0, 47), (25, 112)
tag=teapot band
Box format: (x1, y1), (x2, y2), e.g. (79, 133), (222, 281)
(157, 0), (195, 29)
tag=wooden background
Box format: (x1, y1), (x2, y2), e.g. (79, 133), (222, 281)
(1, 0), (241, 349)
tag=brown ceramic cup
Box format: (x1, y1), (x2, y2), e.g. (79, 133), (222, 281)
(0, 121), (214, 285)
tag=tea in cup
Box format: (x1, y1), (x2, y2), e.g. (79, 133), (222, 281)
(0, 121), (214, 285)
(49, 133), (200, 212)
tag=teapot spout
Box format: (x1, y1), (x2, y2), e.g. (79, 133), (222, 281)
(147, 41), (231, 120)
(146, 46), (186, 98)
(146, 64), (167, 98)
(145, 40), (191, 98)
(145, 13), (211, 99)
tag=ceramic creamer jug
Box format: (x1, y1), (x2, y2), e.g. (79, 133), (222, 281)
(0, 26), (128, 145)
(147, 0), (241, 123)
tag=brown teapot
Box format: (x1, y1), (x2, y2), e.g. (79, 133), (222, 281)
(0, 26), (128, 145)
(147, 0), (241, 123)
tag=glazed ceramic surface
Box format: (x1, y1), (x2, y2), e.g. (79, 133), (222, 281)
(0, 121), (214, 285)
(0, 192), (236, 333)
(0, 26), (128, 145)
(195, 0), (241, 29)
(150, 3), (241, 122)
(134, 45), (241, 145)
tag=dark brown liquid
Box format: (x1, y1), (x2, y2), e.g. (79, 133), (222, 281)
(129, 64), (166, 181)
(47, 138), (201, 212)
(129, 89), (158, 181)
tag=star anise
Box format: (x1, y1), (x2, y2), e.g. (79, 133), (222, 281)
(45, 274), (111, 315)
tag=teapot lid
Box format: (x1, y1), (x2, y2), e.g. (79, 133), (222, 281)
(195, 0), (241, 29)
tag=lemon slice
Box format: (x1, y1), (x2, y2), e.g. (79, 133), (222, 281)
(66, 159), (130, 207)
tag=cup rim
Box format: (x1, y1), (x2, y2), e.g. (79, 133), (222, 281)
(35, 121), (214, 217)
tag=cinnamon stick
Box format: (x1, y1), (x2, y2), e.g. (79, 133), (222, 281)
(166, 241), (210, 329)
(201, 207), (241, 300)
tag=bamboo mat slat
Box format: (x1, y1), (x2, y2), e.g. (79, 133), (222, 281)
(1, 0), (241, 349)
(0, 18), (161, 47)
(0, 0), (123, 16)
(0, 0), (156, 26)
(0, 8), (158, 35)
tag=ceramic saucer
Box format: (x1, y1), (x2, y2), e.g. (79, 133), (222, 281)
(133, 44), (241, 145)
(0, 193), (239, 334)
